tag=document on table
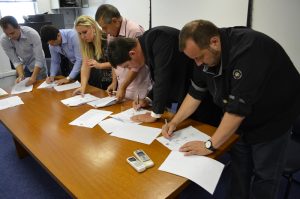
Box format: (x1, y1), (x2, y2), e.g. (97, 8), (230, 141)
(69, 109), (113, 128)
(87, 96), (117, 108)
(0, 96), (24, 110)
(98, 118), (126, 134)
(61, 94), (100, 106)
(54, 81), (81, 92)
(159, 151), (224, 195)
(110, 122), (161, 144)
(110, 108), (150, 124)
(156, 126), (211, 151)
(37, 81), (58, 89)
(98, 118), (161, 144)
(0, 88), (8, 96)
(11, 78), (33, 95)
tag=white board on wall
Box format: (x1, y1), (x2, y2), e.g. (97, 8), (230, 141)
(152, 0), (249, 29)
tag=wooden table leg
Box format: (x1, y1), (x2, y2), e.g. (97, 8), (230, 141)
(13, 138), (29, 159)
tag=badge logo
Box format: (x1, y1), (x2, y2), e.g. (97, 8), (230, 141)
(233, 69), (242, 79)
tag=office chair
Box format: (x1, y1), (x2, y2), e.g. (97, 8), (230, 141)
(283, 115), (300, 199)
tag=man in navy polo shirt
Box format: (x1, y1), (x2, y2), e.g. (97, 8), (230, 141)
(162, 19), (300, 198)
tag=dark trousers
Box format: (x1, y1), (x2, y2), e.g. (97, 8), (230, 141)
(88, 67), (112, 90)
(228, 129), (291, 199)
(60, 55), (80, 81)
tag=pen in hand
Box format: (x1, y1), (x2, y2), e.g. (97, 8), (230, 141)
(164, 118), (174, 139)
(108, 90), (117, 96)
(165, 119), (170, 137)
(135, 93), (140, 111)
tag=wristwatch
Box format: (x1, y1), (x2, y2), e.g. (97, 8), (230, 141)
(66, 76), (71, 80)
(204, 140), (216, 152)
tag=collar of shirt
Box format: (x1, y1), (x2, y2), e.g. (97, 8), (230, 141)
(202, 60), (223, 77)
(118, 17), (128, 37)
(17, 26), (28, 41)
(60, 30), (68, 45)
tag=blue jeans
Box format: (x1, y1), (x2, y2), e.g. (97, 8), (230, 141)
(228, 129), (291, 199)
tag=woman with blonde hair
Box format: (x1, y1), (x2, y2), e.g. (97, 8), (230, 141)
(73, 15), (112, 92)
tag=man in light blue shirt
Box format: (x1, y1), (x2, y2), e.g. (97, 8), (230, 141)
(40, 25), (82, 85)
(0, 16), (47, 86)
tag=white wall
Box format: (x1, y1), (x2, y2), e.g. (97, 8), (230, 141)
(82, 0), (248, 30)
(152, 0), (248, 29)
(252, 0), (300, 72)
(81, 0), (149, 29)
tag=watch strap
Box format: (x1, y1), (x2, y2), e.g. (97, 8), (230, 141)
(205, 140), (216, 152)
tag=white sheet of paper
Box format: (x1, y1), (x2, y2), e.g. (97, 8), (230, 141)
(110, 123), (161, 144)
(87, 96), (117, 108)
(0, 88), (8, 96)
(159, 151), (224, 195)
(0, 96), (24, 110)
(37, 81), (58, 89)
(156, 126), (211, 151)
(69, 109), (113, 128)
(61, 94), (100, 107)
(11, 78), (33, 95)
(54, 81), (81, 92)
(110, 108), (150, 124)
(98, 118), (127, 134)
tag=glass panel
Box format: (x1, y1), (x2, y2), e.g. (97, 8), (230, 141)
(0, 2), (36, 23)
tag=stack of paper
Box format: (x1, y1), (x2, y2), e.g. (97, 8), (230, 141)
(11, 78), (33, 95)
(99, 118), (161, 144)
(69, 109), (112, 128)
(0, 96), (24, 110)
(0, 88), (8, 96)
(37, 81), (58, 89)
(156, 126), (211, 151)
(87, 96), (117, 108)
(110, 108), (150, 124)
(61, 94), (100, 106)
(159, 151), (224, 195)
(54, 81), (81, 92)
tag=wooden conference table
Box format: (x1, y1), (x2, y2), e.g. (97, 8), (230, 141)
(0, 81), (238, 199)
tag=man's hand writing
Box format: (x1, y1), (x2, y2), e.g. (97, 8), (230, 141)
(132, 98), (149, 110)
(161, 121), (177, 139)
